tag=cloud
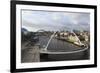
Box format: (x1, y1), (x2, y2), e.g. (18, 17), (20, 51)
(22, 10), (90, 32)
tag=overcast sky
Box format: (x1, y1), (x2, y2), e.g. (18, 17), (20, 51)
(22, 10), (90, 32)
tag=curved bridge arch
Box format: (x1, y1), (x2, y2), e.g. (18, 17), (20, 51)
(35, 29), (85, 52)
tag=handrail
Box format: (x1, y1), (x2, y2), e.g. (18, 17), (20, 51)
(40, 46), (88, 54)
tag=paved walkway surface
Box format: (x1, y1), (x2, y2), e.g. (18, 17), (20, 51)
(21, 45), (40, 63)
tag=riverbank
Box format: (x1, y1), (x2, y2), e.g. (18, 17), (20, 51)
(55, 37), (85, 47)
